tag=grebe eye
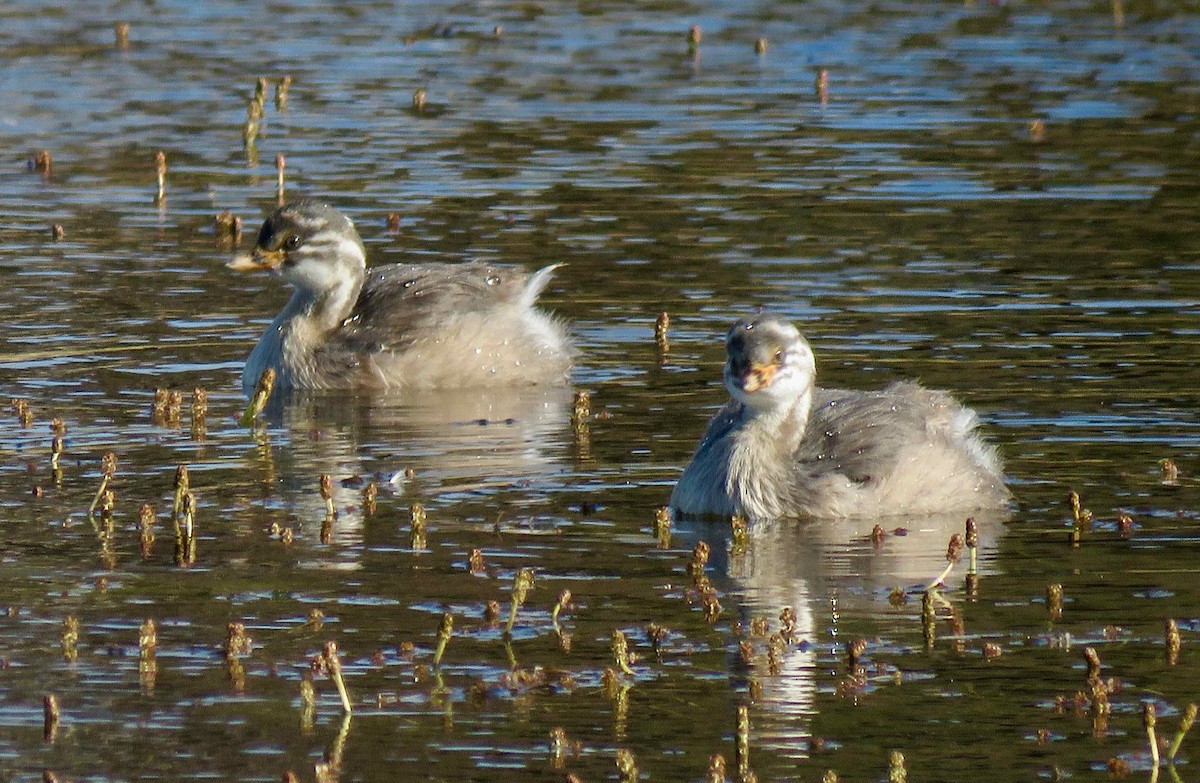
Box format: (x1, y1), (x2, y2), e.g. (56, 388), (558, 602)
(774, 350), (783, 363)
(282, 235), (302, 251)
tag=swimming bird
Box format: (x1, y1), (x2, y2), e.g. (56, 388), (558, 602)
(228, 199), (572, 392)
(670, 316), (1010, 520)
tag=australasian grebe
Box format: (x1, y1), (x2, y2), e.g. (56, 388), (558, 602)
(670, 316), (1011, 520)
(228, 199), (572, 392)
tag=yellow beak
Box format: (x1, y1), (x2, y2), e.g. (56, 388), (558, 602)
(227, 248), (285, 272)
(740, 361), (778, 393)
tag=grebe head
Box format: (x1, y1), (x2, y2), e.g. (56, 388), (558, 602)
(723, 316), (815, 414)
(228, 199), (366, 297)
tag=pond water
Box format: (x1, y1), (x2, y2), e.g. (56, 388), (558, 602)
(2, 1), (1199, 781)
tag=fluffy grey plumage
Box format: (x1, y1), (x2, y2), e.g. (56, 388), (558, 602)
(670, 316), (1011, 520)
(230, 200), (573, 392)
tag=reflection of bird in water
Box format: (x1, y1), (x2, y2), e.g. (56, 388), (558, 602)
(229, 199), (573, 393)
(243, 387), (573, 559)
(679, 509), (1007, 762)
(671, 316), (1010, 520)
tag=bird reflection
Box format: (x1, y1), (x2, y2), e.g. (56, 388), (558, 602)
(243, 387), (573, 559)
(675, 509), (1008, 760)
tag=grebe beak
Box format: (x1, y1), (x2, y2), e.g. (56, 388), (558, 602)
(227, 247), (285, 272)
(739, 361), (778, 393)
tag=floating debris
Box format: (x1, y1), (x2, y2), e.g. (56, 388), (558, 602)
(190, 388), (207, 437)
(29, 149), (52, 174)
(1029, 119), (1046, 143)
(754, 37), (768, 55)
(113, 22), (130, 49)
(816, 68), (830, 103)
(412, 88), (426, 112)
(50, 224), (65, 241)
(687, 24), (702, 50)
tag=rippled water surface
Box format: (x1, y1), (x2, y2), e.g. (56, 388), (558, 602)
(2, 1), (1200, 781)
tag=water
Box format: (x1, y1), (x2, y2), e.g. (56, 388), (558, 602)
(2, 0), (1200, 780)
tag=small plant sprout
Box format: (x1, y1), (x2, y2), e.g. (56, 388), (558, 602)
(139, 618), (157, 657)
(611, 629), (636, 675)
(921, 590), (936, 649)
(1047, 583), (1064, 622)
(61, 616), (80, 663)
(505, 568), (535, 635)
(1145, 702), (1160, 770)
(965, 517), (979, 573)
(190, 388), (207, 436)
(707, 754), (727, 783)
(113, 22), (130, 49)
(321, 641), (353, 713)
(432, 613), (453, 668)
(276, 154), (286, 205)
(50, 435), (63, 470)
(275, 75), (292, 109)
(224, 622), (252, 658)
(654, 311), (670, 354)
(468, 548), (486, 574)
(410, 502), (427, 550)
(319, 474), (335, 517)
(730, 514), (749, 555)
(1166, 618), (1181, 666)
(653, 505), (672, 548)
(571, 390), (590, 427)
(88, 451), (117, 515)
(889, 750), (907, 783)
(687, 24), (701, 51)
(755, 37), (768, 55)
(362, 481), (378, 515)
(412, 88), (426, 112)
(172, 464), (190, 522)
(154, 151), (166, 202)
(615, 748), (638, 783)
(1168, 703), (1197, 763)
(551, 589), (571, 630)
(43, 694), (60, 742)
(736, 705), (751, 779)
(1160, 458), (1179, 485)
(241, 367), (276, 425)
